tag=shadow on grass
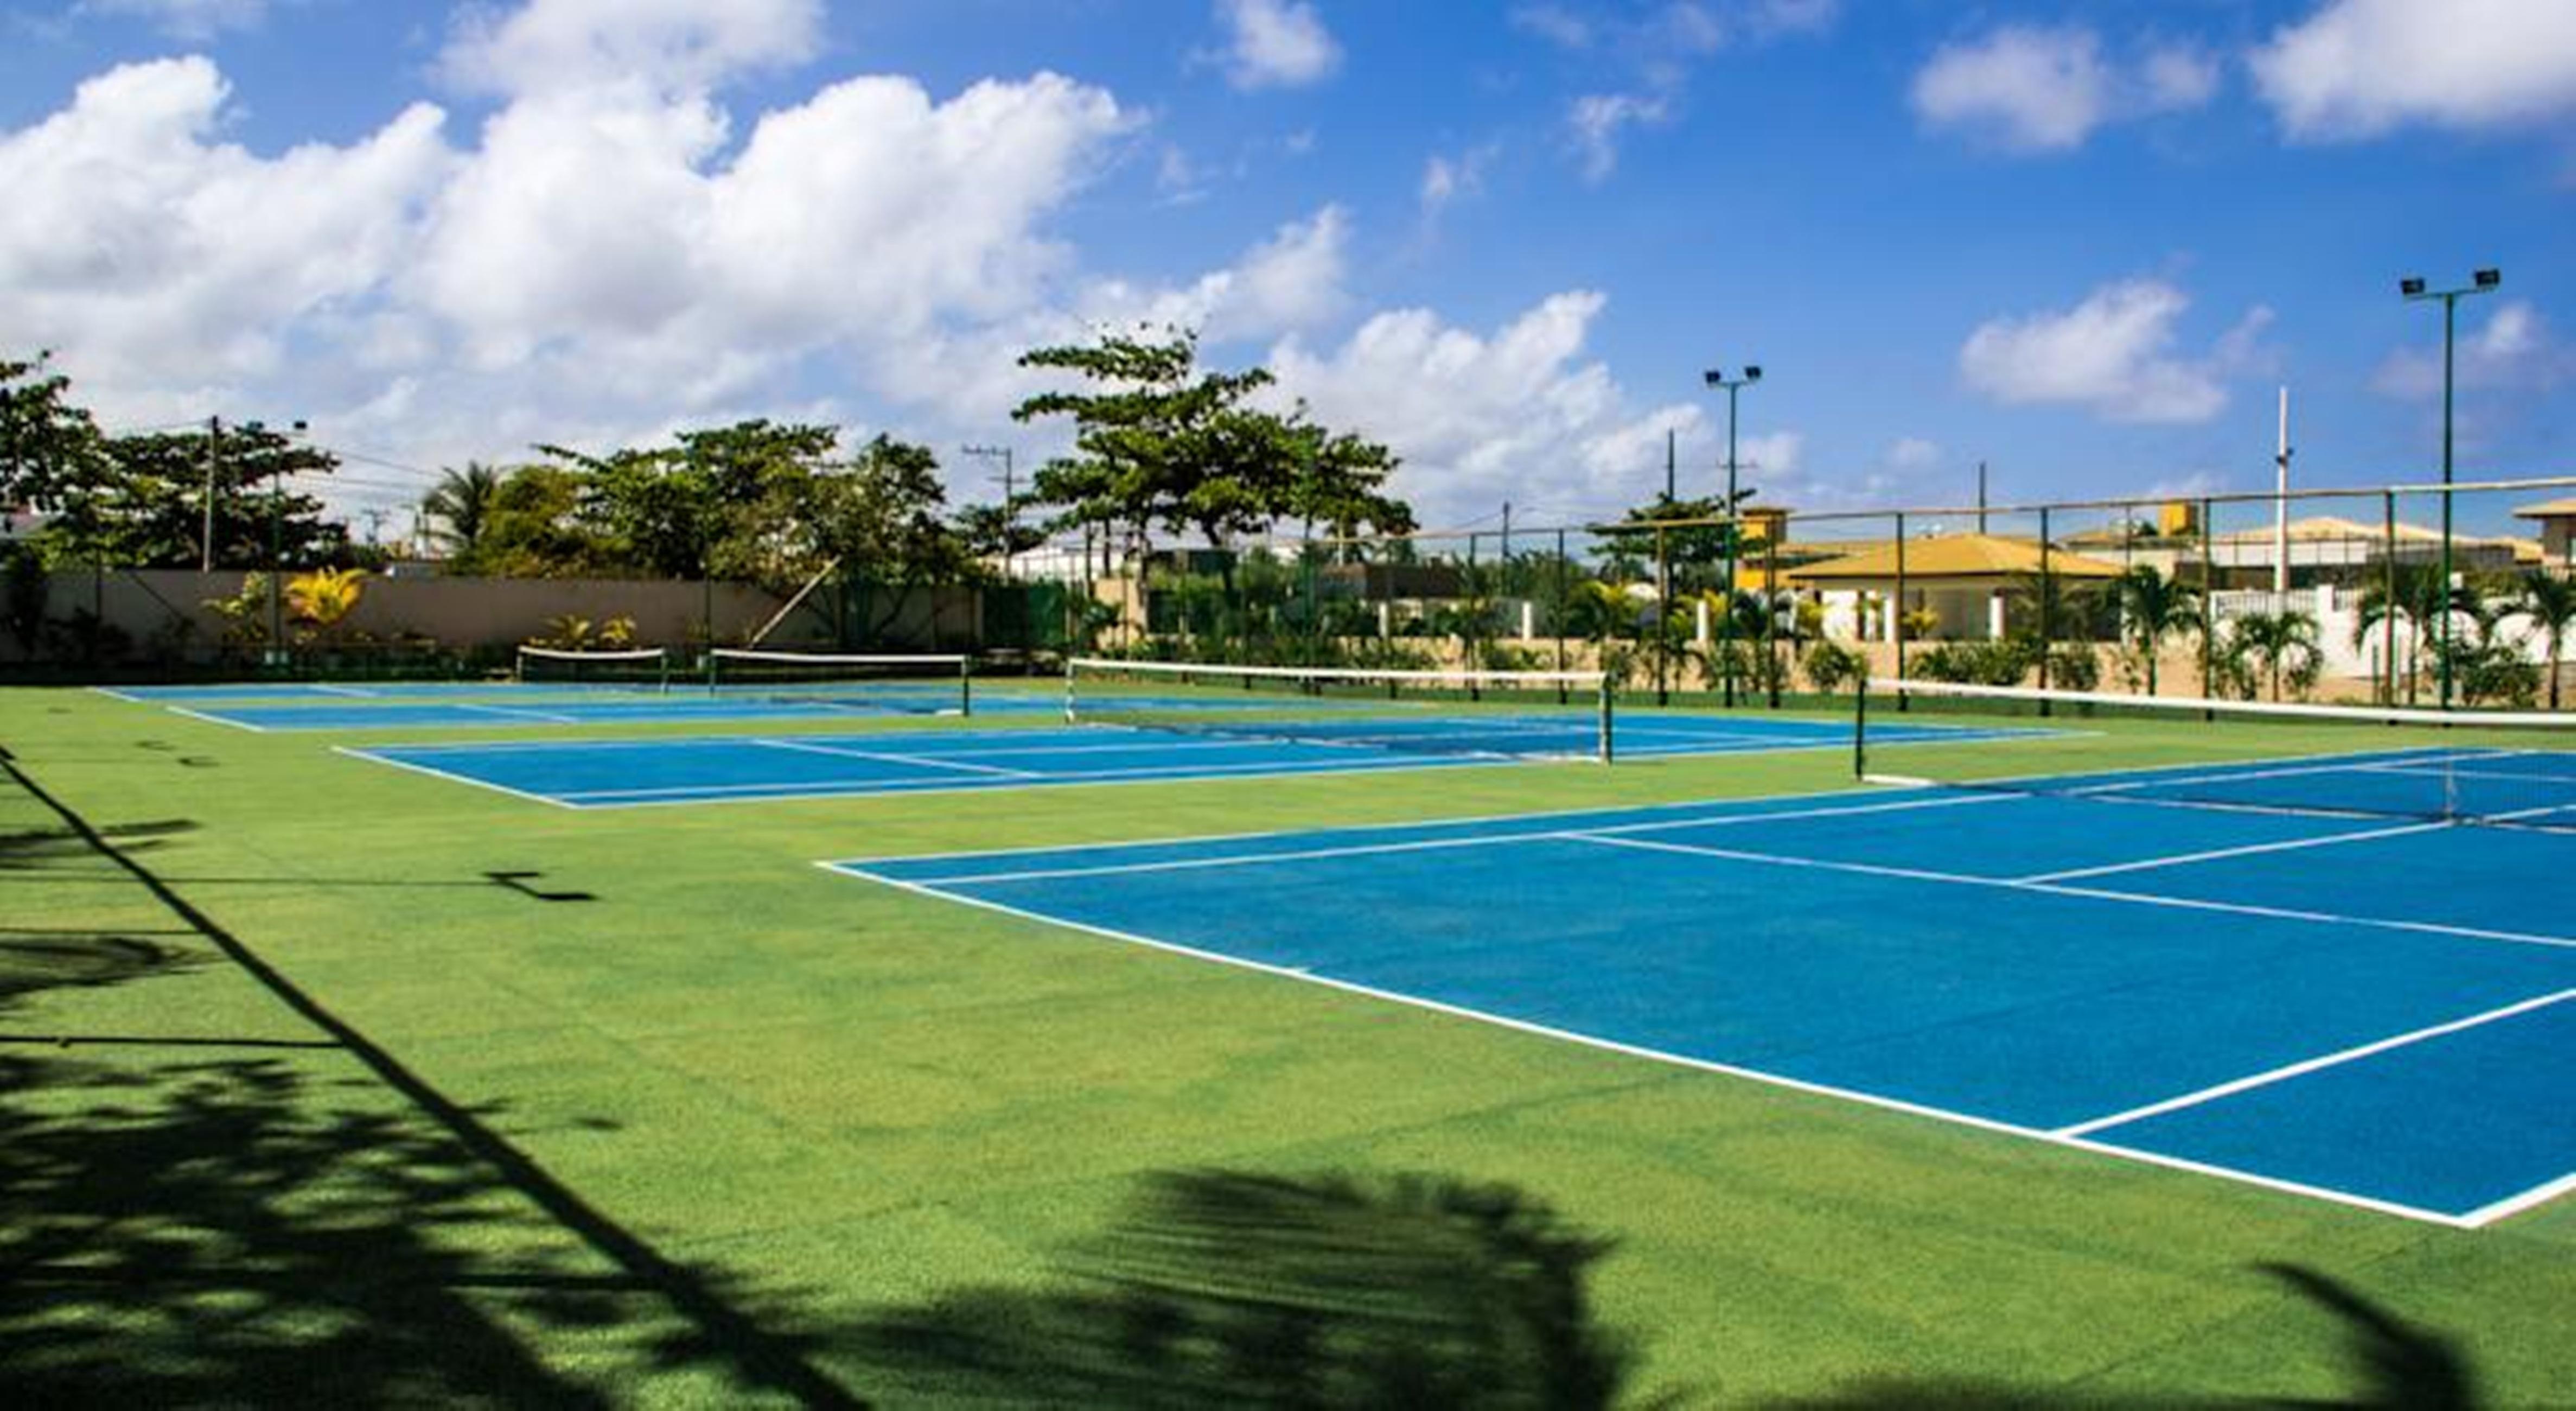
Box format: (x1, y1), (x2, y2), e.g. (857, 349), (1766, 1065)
(846, 1167), (1659, 1408)
(0, 757), (863, 1407)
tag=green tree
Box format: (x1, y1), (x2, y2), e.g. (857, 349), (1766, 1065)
(82, 423), (349, 570)
(1011, 326), (1411, 565)
(1, 351), (111, 550)
(2227, 609), (2322, 702)
(2352, 564), (2469, 706)
(808, 434), (979, 643)
(474, 465), (610, 577)
(2110, 565), (2200, 696)
(2513, 570), (2576, 710)
(420, 462), (503, 564)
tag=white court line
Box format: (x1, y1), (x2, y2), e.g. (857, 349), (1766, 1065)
(2466, 1169), (2576, 1226)
(2014, 818), (2451, 884)
(822, 862), (2490, 1228)
(2055, 989), (2576, 1138)
(330, 745), (581, 809)
(900, 791), (2019, 887)
(163, 704), (270, 733)
(833, 776), (1954, 871)
(309, 683), (377, 697)
(752, 736), (1040, 779)
(456, 703), (585, 724)
(551, 751), (1488, 806)
(1571, 832), (2576, 952)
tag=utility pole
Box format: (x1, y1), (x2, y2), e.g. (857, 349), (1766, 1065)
(200, 415), (221, 572)
(1664, 428), (1675, 501)
(2401, 268), (2500, 709)
(1976, 462), (1988, 536)
(2273, 387), (2292, 598)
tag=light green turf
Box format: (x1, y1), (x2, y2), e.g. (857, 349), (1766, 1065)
(3, 685), (2569, 1407)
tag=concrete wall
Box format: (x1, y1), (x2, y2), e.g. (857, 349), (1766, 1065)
(3, 568), (983, 664)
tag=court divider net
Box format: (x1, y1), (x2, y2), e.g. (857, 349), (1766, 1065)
(1063, 657), (1616, 764)
(515, 645), (670, 692)
(705, 649), (973, 716)
(1856, 676), (2576, 831)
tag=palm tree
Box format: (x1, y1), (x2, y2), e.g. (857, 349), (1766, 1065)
(2351, 563), (2468, 705)
(2516, 570), (2576, 710)
(2109, 565), (2199, 697)
(420, 462), (502, 562)
(2228, 609), (2320, 702)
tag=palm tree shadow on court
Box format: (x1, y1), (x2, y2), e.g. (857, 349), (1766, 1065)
(845, 1167), (1662, 1408)
(0, 758), (864, 1407)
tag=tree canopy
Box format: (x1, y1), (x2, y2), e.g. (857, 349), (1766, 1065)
(1011, 326), (1414, 556)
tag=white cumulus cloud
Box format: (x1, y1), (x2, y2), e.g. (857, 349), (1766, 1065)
(1567, 92), (1668, 181)
(2252, 0), (2576, 139)
(0, 57), (452, 395)
(2373, 301), (2572, 397)
(77, 0), (273, 39)
(1960, 279), (2265, 424)
(439, 0), (822, 98)
(1214, 0), (1341, 91)
(1912, 26), (2217, 152)
(1266, 291), (1749, 526)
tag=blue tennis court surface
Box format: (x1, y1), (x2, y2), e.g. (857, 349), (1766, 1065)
(344, 714), (2018, 805)
(828, 768), (2576, 1225)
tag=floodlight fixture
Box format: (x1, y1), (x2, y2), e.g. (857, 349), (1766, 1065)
(2398, 266), (2502, 707)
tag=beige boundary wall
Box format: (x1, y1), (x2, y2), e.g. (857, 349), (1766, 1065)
(5, 569), (984, 665)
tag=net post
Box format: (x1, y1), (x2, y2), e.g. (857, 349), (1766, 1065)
(959, 655), (974, 718)
(1062, 655), (1078, 724)
(658, 648), (672, 695)
(2037, 505), (2054, 715)
(1597, 672), (1615, 765)
(1853, 675), (1869, 779)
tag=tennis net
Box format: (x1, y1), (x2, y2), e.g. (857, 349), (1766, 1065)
(515, 645), (669, 692)
(1858, 677), (2576, 832)
(705, 649), (973, 715)
(1062, 657), (1615, 764)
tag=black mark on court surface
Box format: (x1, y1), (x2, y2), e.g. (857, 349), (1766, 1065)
(484, 870), (596, 903)
(0, 755), (862, 1407)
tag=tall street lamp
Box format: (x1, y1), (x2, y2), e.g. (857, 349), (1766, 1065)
(1703, 365), (1761, 706)
(2400, 268), (2499, 709)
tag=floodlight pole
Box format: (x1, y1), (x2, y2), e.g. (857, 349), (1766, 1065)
(2402, 269), (2499, 709)
(1704, 365), (1761, 707)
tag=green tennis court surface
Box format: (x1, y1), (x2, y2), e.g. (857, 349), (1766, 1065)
(7, 684), (2571, 1405)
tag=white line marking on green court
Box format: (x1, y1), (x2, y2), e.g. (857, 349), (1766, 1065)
(2054, 989), (2576, 1138)
(822, 861), (2489, 1228)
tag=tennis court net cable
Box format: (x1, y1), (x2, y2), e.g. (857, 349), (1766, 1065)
(1857, 676), (2576, 832)
(1062, 657), (1616, 764)
(705, 649), (974, 716)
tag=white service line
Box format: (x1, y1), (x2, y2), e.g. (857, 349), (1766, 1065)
(2054, 988), (2576, 1139)
(900, 791), (2023, 887)
(822, 861), (2490, 1228)
(1567, 831), (2576, 952)
(2013, 818), (2451, 884)
(752, 736), (1040, 778)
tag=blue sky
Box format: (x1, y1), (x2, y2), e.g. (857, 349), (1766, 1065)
(2, 0), (2570, 542)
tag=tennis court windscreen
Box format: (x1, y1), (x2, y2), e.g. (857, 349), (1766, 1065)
(706, 650), (972, 715)
(517, 645), (669, 691)
(1063, 658), (1615, 764)
(1859, 677), (2576, 831)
